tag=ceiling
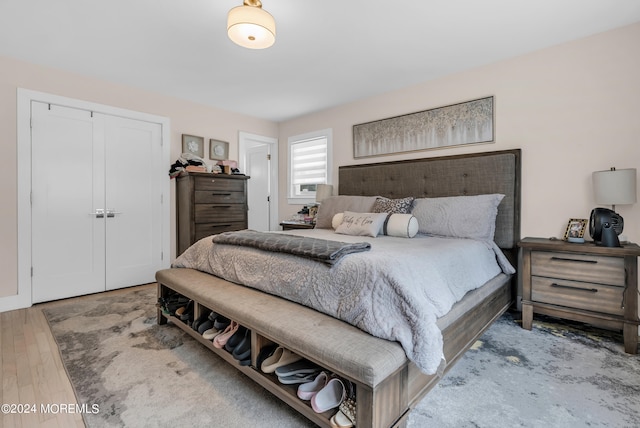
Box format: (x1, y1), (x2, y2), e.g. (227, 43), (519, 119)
(1, 0), (639, 122)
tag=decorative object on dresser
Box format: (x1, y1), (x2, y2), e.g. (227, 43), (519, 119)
(519, 237), (640, 354)
(181, 134), (205, 158)
(176, 171), (249, 255)
(590, 167), (637, 247)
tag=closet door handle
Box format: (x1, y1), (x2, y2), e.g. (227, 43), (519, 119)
(89, 209), (105, 218)
(106, 209), (123, 218)
(551, 283), (598, 293)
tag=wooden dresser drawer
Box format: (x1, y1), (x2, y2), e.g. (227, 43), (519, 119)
(194, 176), (245, 192)
(195, 190), (245, 204)
(195, 222), (247, 241)
(194, 204), (246, 223)
(531, 251), (624, 286)
(531, 276), (624, 316)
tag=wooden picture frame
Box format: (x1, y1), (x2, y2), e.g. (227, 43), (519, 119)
(181, 134), (204, 158)
(209, 139), (229, 161)
(564, 218), (588, 241)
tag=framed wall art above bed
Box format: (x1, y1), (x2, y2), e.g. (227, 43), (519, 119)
(353, 96), (494, 158)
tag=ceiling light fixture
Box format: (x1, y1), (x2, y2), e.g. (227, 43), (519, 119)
(227, 0), (276, 49)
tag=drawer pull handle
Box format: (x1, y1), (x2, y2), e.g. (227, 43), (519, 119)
(550, 256), (597, 264)
(211, 193), (232, 196)
(213, 205), (232, 208)
(551, 283), (598, 293)
(212, 224), (232, 228)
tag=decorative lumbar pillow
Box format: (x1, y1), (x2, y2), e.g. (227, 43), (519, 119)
(335, 212), (388, 237)
(411, 194), (505, 241)
(332, 213), (344, 229)
(372, 196), (415, 214)
(315, 196), (378, 229)
(384, 214), (419, 238)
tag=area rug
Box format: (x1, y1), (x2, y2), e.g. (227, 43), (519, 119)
(43, 284), (640, 428)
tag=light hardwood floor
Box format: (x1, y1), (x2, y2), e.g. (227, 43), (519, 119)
(1, 297), (94, 428)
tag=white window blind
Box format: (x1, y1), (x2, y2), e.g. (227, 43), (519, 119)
(288, 129), (332, 202)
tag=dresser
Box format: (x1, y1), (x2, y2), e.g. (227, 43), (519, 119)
(176, 172), (249, 255)
(519, 237), (640, 353)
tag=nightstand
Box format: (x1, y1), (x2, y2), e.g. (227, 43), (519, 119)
(280, 221), (315, 231)
(519, 237), (640, 354)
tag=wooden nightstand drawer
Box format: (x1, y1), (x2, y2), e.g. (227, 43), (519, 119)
(531, 251), (624, 286)
(531, 276), (624, 316)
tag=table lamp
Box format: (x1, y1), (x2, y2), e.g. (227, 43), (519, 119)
(590, 167), (637, 247)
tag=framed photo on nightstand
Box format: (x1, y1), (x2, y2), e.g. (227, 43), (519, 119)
(564, 218), (587, 242)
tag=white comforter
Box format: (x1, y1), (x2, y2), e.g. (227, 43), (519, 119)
(173, 229), (514, 374)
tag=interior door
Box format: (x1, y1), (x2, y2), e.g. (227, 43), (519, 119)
(245, 143), (270, 231)
(31, 102), (105, 302)
(102, 114), (163, 289)
(31, 103), (164, 302)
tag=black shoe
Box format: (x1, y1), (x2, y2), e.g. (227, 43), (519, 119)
(225, 326), (247, 352)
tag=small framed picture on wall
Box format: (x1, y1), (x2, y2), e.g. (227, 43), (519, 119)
(209, 139), (229, 160)
(182, 134), (204, 158)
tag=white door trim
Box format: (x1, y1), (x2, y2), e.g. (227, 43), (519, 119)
(238, 131), (279, 231)
(7, 88), (171, 312)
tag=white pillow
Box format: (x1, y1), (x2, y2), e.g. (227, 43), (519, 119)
(332, 213), (344, 229)
(411, 194), (504, 240)
(384, 214), (419, 238)
(315, 196), (378, 229)
(335, 212), (388, 238)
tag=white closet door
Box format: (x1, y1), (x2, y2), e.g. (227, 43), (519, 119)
(102, 114), (163, 290)
(31, 102), (106, 302)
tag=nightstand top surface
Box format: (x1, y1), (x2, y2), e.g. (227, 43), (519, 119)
(519, 237), (640, 256)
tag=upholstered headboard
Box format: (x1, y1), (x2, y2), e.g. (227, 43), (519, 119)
(338, 149), (521, 254)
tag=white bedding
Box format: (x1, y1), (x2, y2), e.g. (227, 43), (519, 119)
(173, 229), (515, 374)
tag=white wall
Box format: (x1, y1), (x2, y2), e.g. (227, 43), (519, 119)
(277, 23), (640, 246)
(0, 56), (278, 301)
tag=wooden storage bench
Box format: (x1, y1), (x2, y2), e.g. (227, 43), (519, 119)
(156, 268), (412, 428)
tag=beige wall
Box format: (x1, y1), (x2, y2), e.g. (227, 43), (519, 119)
(0, 56), (277, 299)
(278, 23), (640, 246)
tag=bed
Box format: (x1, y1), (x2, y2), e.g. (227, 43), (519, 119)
(157, 148), (521, 427)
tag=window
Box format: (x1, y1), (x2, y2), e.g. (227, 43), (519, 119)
(288, 129), (332, 203)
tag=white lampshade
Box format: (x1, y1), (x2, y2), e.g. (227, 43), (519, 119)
(227, 1), (275, 49)
(316, 184), (334, 203)
(592, 168), (637, 206)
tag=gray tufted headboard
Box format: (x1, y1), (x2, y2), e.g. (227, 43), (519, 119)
(338, 149), (521, 262)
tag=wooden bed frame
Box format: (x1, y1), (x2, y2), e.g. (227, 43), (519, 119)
(157, 149), (521, 427)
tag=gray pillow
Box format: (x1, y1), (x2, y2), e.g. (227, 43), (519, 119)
(372, 197), (414, 214)
(411, 194), (505, 241)
(315, 195), (377, 228)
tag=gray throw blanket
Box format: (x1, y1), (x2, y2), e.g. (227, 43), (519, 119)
(211, 230), (371, 265)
